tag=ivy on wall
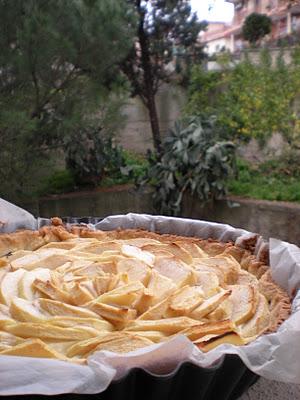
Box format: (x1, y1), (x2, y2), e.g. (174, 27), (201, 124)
(187, 48), (300, 146)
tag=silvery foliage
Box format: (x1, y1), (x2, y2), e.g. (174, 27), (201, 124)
(140, 116), (236, 215)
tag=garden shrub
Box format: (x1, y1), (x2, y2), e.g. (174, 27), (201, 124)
(139, 115), (236, 215)
(187, 48), (300, 146)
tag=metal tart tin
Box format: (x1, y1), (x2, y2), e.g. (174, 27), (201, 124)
(1, 355), (259, 400)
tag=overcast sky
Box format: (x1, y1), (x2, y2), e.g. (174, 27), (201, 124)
(190, 0), (234, 23)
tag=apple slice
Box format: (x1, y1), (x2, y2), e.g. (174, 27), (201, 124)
(127, 316), (200, 335)
(180, 320), (235, 342)
(193, 270), (219, 298)
(238, 294), (271, 338)
(168, 286), (204, 316)
(18, 268), (51, 300)
(92, 335), (153, 354)
(0, 304), (11, 320)
(96, 281), (144, 307)
(153, 257), (193, 287)
(39, 298), (100, 318)
(142, 243), (193, 265)
(10, 297), (48, 322)
(117, 259), (151, 286)
(121, 245), (155, 266)
(228, 284), (259, 325)
(4, 321), (100, 341)
(0, 331), (24, 351)
(0, 269), (26, 305)
(190, 289), (231, 320)
(77, 241), (121, 254)
(6, 250), (32, 262)
(66, 333), (121, 357)
(174, 241), (208, 258)
(197, 333), (253, 352)
(147, 270), (177, 304)
(122, 238), (161, 247)
(11, 249), (69, 270)
(47, 316), (113, 332)
(0, 339), (69, 360)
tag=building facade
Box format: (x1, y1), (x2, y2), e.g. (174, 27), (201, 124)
(202, 0), (300, 54)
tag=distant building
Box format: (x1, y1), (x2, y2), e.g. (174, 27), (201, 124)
(202, 0), (300, 54)
(201, 22), (235, 55)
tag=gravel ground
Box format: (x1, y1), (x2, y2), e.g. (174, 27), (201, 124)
(239, 378), (300, 400)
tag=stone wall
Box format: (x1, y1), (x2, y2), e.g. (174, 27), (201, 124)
(119, 84), (186, 153)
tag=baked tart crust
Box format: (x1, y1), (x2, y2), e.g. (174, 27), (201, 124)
(0, 218), (291, 362)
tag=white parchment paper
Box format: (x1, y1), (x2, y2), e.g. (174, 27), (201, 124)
(0, 198), (37, 233)
(0, 210), (299, 395)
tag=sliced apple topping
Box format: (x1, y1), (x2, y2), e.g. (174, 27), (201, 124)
(0, 228), (289, 361)
(0, 269), (26, 306)
(18, 268), (51, 300)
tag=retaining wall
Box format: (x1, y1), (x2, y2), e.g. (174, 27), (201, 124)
(23, 187), (300, 246)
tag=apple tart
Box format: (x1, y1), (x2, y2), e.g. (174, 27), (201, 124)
(0, 218), (291, 362)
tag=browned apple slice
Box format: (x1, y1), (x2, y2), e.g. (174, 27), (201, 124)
(196, 333), (254, 352)
(190, 289), (231, 320)
(229, 285), (259, 325)
(39, 298), (100, 318)
(68, 283), (95, 305)
(168, 286), (204, 316)
(137, 293), (172, 320)
(180, 320), (235, 341)
(34, 279), (71, 303)
(126, 316), (200, 334)
(86, 301), (137, 325)
(18, 268), (51, 300)
(207, 285), (259, 325)
(238, 294), (271, 338)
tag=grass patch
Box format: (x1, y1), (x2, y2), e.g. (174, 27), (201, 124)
(40, 152), (300, 204)
(41, 151), (149, 195)
(228, 158), (300, 202)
